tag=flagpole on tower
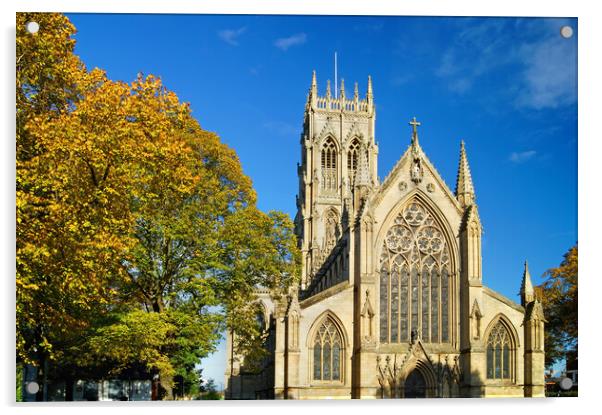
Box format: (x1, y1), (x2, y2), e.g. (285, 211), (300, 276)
(334, 51), (338, 99)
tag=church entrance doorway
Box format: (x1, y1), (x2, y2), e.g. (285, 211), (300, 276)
(404, 370), (426, 398)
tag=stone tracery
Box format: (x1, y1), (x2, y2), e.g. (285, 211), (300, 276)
(313, 317), (343, 382)
(486, 320), (514, 380)
(321, 137), (338, 192)
(380, 199), (451, 344)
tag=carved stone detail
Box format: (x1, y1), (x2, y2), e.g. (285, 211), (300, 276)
(410, 157), (424, 185)
(361, 289), (375, 343)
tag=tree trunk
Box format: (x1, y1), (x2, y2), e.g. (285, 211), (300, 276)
(152, 299), (164, 313)
(160, 376), (174, 400)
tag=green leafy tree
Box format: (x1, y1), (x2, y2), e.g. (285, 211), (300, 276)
(540, 245), (578, 368)
(16, 12), (300, 400)
(17, 13), (130, 391)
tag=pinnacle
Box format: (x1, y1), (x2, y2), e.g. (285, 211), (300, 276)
(520, 260), (535, 307)
(455, 140), (475, 206)
(521, 260), (534, 294)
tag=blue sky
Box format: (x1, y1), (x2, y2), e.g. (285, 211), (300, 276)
(65, 14), (577, 384)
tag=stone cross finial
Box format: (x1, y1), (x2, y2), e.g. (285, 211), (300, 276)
(409, 117), (421, 137)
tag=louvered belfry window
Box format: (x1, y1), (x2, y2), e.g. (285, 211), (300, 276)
(321, 138), (338, 192)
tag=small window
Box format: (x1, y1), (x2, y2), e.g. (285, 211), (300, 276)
(313, 317), (343, 381)
(486, 320), (514, 380)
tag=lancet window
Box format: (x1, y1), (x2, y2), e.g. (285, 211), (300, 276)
(379, 200), (451, 344)
(486, 320), (513, 380)
(321, 138), (338, 192)
(313, 317), (343, 381)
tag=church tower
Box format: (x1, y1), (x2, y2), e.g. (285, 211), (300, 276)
(295, 71), (379, 289)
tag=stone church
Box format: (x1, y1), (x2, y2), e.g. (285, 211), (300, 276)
(225, 72), (546, 399)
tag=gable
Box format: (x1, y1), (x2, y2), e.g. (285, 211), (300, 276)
(366, 143), (464, 253)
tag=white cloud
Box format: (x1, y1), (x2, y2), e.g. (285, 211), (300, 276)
(434, 18), (577, 109)
(435, 18), (513, 84)
(435, 50), (458, 77)
(516, 36), (577, 109)
(434, 19), (515, 94)
(274, 33), (307, 51)
(509, 150), (537, 163)
(218, 27), (246, 46)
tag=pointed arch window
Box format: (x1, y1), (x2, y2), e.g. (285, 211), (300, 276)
(321, 138), (338, 192)
(379, 200), (452, 344)
(347, 139), (360, 185)
(312, 317), (343, 381)
(486, 320), (514, 380)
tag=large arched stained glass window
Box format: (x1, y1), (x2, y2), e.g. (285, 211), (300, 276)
(321, 138), (338, 192)
(379, 200), (452, 344)
(486, 320), (513, 380)
(313, 317), (343, 381)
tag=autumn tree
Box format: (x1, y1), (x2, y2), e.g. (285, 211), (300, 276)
(17, 12), (130, 388)
(71, 75), (297, 398)
(540, 245), (578, 368)
(16, 13), (300, 400)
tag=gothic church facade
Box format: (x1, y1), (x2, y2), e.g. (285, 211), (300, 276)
(225, 72), (545, 399)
